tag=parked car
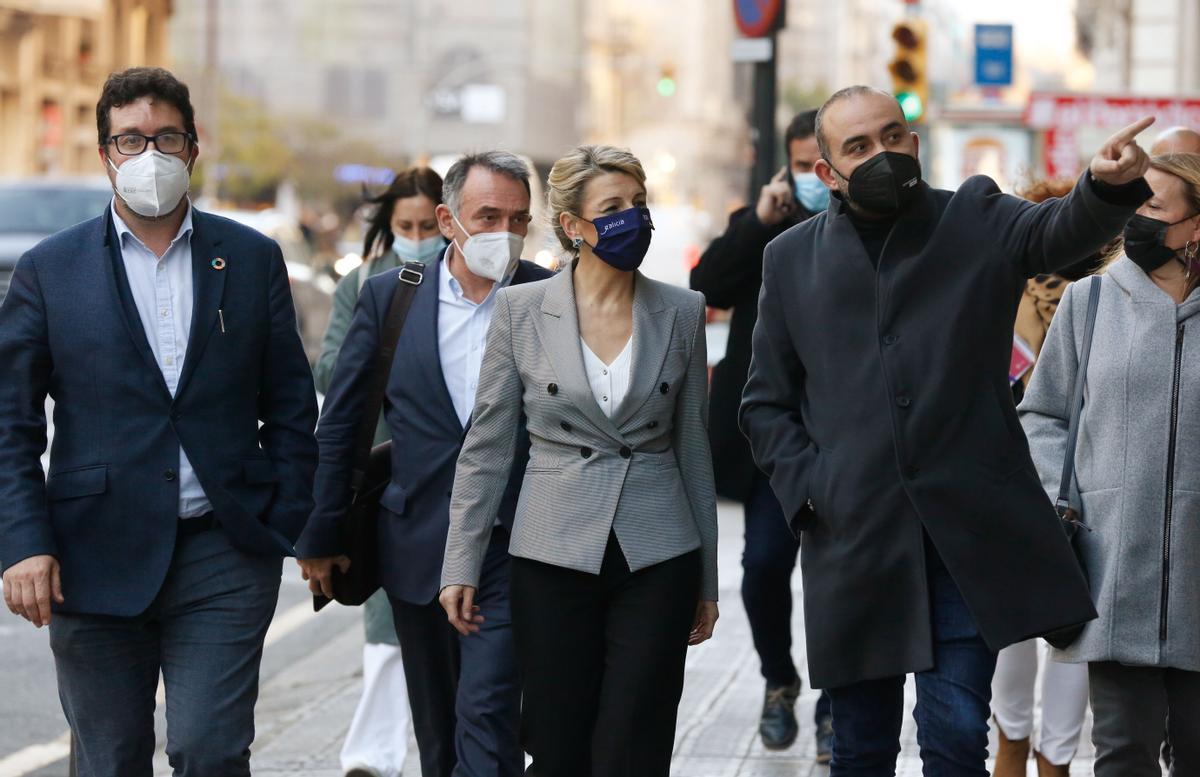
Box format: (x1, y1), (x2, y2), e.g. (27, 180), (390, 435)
(207, 208), (335, 366)
(0, 177), (114, 303)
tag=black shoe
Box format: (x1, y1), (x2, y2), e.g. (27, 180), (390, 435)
(759, 679), (801, 750)
(815, 713), (834, 765)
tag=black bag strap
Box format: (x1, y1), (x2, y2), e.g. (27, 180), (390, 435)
(1056, 275), (1102, 519)
(349, 262), (424, 497)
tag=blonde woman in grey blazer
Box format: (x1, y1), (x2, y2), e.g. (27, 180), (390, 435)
(440, 145), (718, 777)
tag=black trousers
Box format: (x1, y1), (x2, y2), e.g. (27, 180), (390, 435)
(510, 533), (701, 777)
(1089, 661), (1200, 777)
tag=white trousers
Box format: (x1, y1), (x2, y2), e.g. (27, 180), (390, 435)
(991, 639), (1089, 765)
(340, 642), (411, 777)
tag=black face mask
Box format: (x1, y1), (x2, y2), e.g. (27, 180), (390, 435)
(832, 151), (923, 216)
(1123, 213), (1198, 273)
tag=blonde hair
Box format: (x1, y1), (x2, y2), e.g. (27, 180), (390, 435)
(1104, 152), (1200, 276)
(545, 145), (647, 253)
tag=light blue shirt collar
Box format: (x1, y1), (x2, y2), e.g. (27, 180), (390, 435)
(110, 198), (194, 254)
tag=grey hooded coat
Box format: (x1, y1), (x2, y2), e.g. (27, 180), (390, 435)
(1020, 256), (1200, 671)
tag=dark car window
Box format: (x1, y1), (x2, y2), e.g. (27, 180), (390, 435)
(0, 187), (113, 234)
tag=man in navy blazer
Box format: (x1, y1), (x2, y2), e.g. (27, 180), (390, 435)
(297, 152), (550, 777)
(0, 68), (317, 777)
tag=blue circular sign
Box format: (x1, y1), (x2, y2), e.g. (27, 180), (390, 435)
(734, 0), (782, 38)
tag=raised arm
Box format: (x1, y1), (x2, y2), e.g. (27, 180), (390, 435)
(738, 242), (818, 536)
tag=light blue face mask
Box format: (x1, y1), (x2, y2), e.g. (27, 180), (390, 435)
(393, 233), (446, 264)
(793, 172), (831, 213)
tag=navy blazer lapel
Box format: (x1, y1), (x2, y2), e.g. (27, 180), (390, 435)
(176, 210), (227, 396)
(411, 258), (462, 433)
(102, 212), (171, 396)
(535, 265), (624, 439)
(613, 273), (675, 427)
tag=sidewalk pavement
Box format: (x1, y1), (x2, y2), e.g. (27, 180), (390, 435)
(235, 500), (1103, 777)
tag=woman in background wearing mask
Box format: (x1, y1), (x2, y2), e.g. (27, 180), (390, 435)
(991, 179), (1101, 777)
(312, 165), (444, 777)
(1020, 153), (1200, 777)
(439, 145), (718, 777)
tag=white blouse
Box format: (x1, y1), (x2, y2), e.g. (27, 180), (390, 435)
(580, 336), (633, 419)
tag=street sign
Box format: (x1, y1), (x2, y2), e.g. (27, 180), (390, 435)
(974, 24), (1013, 87)
(733, 0), (783, 38)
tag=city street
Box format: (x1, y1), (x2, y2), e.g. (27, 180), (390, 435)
(1, 500), (1108, 777)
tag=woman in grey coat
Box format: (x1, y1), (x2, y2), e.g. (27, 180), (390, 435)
(1020, 152), (1200, 776)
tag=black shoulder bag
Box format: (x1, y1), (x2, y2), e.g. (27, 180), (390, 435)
(313, 262), (425, 612)
(1042, 274), (1100, 649)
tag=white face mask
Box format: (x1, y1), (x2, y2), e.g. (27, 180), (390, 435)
(451, 211), (523, 282)
(108, 149), (191, 218)
(392, 233), (446, 264)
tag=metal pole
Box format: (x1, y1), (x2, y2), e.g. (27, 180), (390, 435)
(200, 0), (220, 201)
(748, 31), (778, 201)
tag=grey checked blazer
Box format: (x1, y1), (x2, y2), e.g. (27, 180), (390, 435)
(441, 263), (719, 600)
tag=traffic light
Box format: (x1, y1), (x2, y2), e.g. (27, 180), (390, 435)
(657, 64), (676, 97)
(889, 20), (928, 122)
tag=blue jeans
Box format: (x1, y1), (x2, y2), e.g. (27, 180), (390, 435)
(743, 474), (831, 722)
(48, 526), (282, 777)
(827, 541), (996, 776)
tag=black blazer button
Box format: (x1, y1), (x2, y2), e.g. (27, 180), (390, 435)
(548, 383), (558, 395)
(660, 382), (669, 394)
(561, 420), (572, 432)
(164, 468), (176, 481)
(883, 334), (899, 346)
(170, 409), (181, 421)
(619, 446), (632, 458)
(896, 395), (912, 408)
(580, 446), (593, 459)
(647, 420), (658, 429)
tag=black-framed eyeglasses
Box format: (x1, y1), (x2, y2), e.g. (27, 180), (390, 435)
(107, 132), (193, 156)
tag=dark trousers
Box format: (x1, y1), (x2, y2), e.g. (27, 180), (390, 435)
(389, 527), (522, 777)
(826, 543), (996, 777)
(743, 474), (831, 722)
(48, 527), (282, 777)
(509, 534), (701, 777)
(1089, 661), (1200, 777)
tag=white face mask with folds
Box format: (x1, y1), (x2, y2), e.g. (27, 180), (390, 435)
(451, 211), (523, 282)
(108, 149), (191, 218)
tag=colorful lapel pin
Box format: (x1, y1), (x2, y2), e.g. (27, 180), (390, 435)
(211, 257), (226, 271)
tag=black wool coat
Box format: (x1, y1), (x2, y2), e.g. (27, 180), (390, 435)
(739, 173), (1150, 689)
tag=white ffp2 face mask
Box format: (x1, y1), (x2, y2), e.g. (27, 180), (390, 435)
(451, 212), (523, 282)
(108, 150), (191, 218)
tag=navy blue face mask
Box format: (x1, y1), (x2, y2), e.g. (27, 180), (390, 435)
(582, 206), (654, 271)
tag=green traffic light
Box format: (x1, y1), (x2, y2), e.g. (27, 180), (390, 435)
(897, 91), (923, 121)
(657, 77), (676, 97)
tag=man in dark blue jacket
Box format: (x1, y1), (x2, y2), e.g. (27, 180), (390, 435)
(0, 68), (318, 777)
(298, 151), (551, 777)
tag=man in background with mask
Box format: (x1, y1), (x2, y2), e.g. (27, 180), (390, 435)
(298, 151), (550, 777)
(690, 109), (834, 759)
(0, 67), (318, 776)
(740, 85), (1153, 774)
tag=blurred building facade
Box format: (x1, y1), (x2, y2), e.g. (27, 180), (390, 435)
(0, 0), (170, 176)
(169, 0), (585, 171)
(1076, 0), (1200, 95)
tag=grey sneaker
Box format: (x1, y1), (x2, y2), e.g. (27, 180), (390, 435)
(759, 679), (801, 750)
(815, 714), (834, 764)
